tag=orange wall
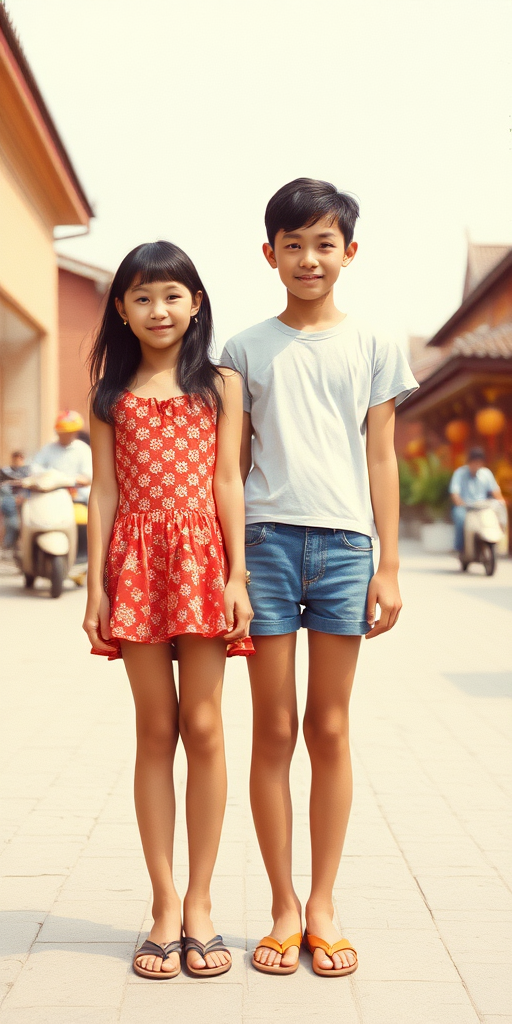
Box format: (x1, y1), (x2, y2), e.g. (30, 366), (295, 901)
(58, 269), (105, 430)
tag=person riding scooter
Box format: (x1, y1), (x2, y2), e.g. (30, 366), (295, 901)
(32, 410), (92, 504)
(450, 447), (506, 563)
(32, 410), (91, 562)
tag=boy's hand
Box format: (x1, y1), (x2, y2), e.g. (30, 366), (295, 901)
(365, 570), (402, 639)
(223, 579), (254, 641)
(83, 591), (116, 653)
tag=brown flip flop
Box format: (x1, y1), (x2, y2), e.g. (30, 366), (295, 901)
(183, 934), (232, 977)
(132, 938), (182, 979)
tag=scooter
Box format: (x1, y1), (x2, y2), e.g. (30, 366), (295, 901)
(9, 468), (81, 597)
(460, 500), (505, 576)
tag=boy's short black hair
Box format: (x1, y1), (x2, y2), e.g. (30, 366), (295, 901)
(468, 446), (486, 462)
(265, 178), (359, 250)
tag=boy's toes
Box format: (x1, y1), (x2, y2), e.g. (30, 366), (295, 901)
(317, 951), (334, 971)
(281, 945), (299, 969)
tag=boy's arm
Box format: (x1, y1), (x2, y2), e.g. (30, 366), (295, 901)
(365, 398), (402, 639)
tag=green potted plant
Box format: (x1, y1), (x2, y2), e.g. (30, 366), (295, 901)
(399, 454), (454, 551)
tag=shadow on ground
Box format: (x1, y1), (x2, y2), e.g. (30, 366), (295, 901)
(444, 671), (512, 698)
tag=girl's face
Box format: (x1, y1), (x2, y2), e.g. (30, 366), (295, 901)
(115, 278), (201, 350)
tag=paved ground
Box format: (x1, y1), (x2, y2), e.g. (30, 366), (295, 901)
(0, 541), (511, 1024)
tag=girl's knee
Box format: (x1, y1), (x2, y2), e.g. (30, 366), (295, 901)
(136, 716), (179, 758)
(179, 707), (223, 759)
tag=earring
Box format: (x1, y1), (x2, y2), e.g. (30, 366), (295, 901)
(194, 316), (198, 323)
(123, 320), (128, 326)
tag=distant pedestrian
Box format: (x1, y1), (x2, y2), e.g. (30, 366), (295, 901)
(83, 241), (253, 980)
(0, 450), (30, 551)
(220, 178), (419, 976)
(450, 446), (505, 552)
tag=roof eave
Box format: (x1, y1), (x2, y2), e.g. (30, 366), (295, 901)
(428, 249), (512, 348)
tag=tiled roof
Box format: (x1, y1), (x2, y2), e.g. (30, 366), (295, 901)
(463, 243), (512, 299)
(449, 323), (512, 359)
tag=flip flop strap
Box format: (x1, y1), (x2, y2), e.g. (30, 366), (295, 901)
(183, 934), (228, 956)
(257, 933), (302, 955)
(135, 939), (181, 961)
(306, 933), (357, 958)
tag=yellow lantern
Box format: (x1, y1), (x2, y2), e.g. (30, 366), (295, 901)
(475, 407), (506, 437)
(444, 419), (470, 445)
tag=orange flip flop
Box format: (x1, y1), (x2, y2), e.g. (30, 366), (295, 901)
(252, 933), (302, 975)
(304, 932), (358, 977)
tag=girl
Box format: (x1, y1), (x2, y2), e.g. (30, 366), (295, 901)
(83, 240), (253, 980)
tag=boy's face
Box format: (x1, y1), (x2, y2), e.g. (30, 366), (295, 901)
(263, 215), (357, 300)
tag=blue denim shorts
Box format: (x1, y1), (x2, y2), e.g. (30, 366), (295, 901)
(245, 522), (374, 636)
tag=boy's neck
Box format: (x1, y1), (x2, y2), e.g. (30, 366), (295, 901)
(277, 291), (346, 333)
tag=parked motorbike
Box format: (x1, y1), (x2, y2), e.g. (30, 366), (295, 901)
(3, 468), (84, 597)
(460, 500), (505, 576)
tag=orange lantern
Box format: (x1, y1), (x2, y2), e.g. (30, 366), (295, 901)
(405, 437), (426, 458)
(475, 407), (506, 437)
(444, 419), (470, 445)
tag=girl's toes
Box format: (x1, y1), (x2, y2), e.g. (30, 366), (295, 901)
(162, 954), (178, 972)
(189, 954), (206, 971)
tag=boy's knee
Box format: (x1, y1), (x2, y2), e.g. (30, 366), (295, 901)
(303, 710), (349, 755)
(253, 711), (298, 759)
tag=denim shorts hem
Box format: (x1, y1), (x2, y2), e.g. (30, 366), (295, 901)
(249, 615), (302, 636)
(303, 611), (371, 636)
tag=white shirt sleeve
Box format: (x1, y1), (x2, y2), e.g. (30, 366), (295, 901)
(219, 343), (252, 413)
(369, 339), (419, 408)
(449, 467), (463, 494)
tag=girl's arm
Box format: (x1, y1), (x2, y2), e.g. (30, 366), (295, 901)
(214, 370), (253, 640)
(365, 398), (402, 639)
(240, 412), (253, 483)
(82, 409), (119, 653)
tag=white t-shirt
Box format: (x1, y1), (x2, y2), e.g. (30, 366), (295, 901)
(220, 315), (419, 537)
(32, 439), (92, 504)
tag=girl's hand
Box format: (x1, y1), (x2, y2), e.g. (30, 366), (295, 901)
(223, 578), (253, 641)
(83, 591), (116, 653)
(365, 570), (402, 639)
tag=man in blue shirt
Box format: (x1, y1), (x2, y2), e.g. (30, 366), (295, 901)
(450, 447), (504, 551)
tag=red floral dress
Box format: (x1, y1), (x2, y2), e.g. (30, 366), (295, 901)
(91, 391), (254, 660)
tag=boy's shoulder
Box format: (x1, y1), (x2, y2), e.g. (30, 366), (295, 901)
(223, 318), (279, 352)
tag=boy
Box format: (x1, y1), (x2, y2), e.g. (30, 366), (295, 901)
(220, 178), (418, 976)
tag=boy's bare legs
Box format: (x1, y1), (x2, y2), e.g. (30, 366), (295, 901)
(249, 633), (302, 969)
(177, 635), (231, 971)
(304, 630), (360, 972)
(121, 641), (181, 975)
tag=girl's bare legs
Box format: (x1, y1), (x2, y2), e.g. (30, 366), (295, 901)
(303, 630), (360, 972)
(177, 635), (231, 971)
(121, 640), (181, 975)
(249, 633), (302, 969)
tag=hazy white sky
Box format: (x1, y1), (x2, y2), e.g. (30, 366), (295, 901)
(6, 0), (512, 352)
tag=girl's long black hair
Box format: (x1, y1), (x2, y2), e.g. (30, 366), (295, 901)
(89, 240), (222, 422)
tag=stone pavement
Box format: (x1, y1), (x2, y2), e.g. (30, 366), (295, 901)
(0, 542), (511, 1024)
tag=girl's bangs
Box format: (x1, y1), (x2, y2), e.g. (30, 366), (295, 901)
(130, 255), (186, 287)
